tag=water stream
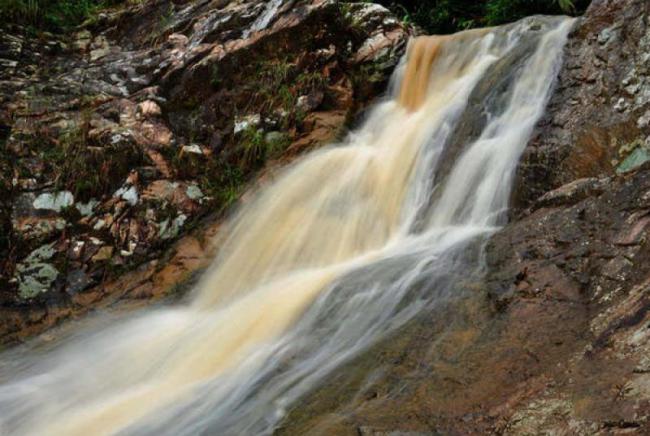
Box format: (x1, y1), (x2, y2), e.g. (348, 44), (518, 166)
(0, 16), (574, 436)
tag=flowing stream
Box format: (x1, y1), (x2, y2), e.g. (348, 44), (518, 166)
(0, 16), (573, 436)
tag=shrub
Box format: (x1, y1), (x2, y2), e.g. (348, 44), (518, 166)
(374, 0), (591, 34)
(0, 0), (123, 31)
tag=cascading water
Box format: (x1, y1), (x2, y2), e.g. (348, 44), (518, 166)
(0, 16), (574, 436)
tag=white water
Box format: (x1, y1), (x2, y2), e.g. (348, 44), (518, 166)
(0, 16), (573, 436)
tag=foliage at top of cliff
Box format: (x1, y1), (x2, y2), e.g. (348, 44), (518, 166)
(1, 0), (592, 34)
(0, 0), (123, 31)
(374, 0), (591, 34)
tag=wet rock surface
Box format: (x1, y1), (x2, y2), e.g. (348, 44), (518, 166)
(0, 0), (410, 343)
(514, 0), (650, 212)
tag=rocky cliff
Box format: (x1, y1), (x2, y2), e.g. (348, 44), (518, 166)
(0, 0), (410, 342)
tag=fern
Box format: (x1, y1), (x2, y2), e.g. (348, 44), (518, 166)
(556, 0), (575, 13)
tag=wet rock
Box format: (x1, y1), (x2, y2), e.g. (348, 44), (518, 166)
(532, 177), (607, 210)
(515, 0), (650, 212)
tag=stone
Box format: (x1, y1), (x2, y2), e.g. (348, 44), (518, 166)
(33, 191), (74, 212)
(24, 243), (56, 263)
(73, 37), (91, 52)
(264, 131), (287, 146)
(533, 177), (607, 209)
(142, 180), (201, 213)
(167, 33), (189, 48)
(613, 213), (650, 246)
(90, 48), (111, 62)
(159, 214), (187, 240)
(66, 269), (93, 294)
(69, 240), (86, 260)
(296, 91), (323, 113)
(0, 0), (410, 342)
(638, 110), (650, 128)
(93, 219), (107, 231)
(15, 243), (59, 300)
(76, 199), (99, 217)
(14, 217), (67, 241)
(17, 263), (59, 300)
(617, 147), (650, 173)
(91, 246), (114, 262)
(137, 100), (162, 118)
(234, 114), (261, 134)
(114, 185), (139, 206)
(181, 144), (203, 155)
(514, 0), (650, 211)
(185, 184), (204, 201)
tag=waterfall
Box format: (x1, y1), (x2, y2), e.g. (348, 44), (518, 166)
(0, 16), (574, 436)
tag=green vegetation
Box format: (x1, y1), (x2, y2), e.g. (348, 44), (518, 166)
(238, 127), (291, 167)
(239, 126), (266, 165)
(373, 0), (591, 34)
(0, 0), (123, 31)
(296, 71), (328, 91)
(252, 58), (298, 112)
(198, 160), (245, 210)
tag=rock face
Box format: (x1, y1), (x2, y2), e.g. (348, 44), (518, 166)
(0, 0), (410, 343)
(276, 1), (650, 434)
(514, 0), (650, 212)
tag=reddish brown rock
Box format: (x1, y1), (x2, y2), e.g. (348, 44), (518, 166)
(514, 0), (650, 213)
